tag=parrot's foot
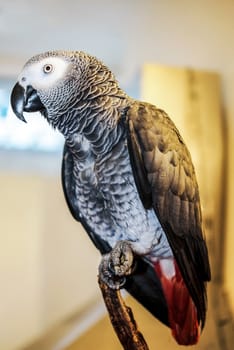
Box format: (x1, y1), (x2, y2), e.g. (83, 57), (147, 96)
(99, 240), (135, 290)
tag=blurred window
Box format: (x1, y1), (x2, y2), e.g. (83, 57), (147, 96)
(0, 78), (63, 151)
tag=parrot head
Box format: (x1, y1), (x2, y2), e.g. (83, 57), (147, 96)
(10, 50), (119, 135)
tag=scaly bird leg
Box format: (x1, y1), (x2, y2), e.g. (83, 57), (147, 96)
(99, 240), (135, 289)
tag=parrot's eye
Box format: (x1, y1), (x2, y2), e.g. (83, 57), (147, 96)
(43, 64), (53, 74)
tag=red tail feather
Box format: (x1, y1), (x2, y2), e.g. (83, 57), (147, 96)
(154, 259), (200, 345)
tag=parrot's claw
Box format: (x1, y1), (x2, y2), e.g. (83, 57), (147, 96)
(99, 240), (135, 290)
(99, 253), (126, 290)
(110, 240), (134, 276)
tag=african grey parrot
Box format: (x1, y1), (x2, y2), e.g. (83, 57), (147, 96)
(10, 51), (211, 345)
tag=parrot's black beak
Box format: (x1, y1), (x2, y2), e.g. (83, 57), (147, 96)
(10, 83), (45, 123)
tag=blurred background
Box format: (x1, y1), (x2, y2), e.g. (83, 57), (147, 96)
(0, 1), (233, 349)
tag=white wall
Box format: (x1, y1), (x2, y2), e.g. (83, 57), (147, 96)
(0, 162), (100, 350)
(0, 174), (44, 349)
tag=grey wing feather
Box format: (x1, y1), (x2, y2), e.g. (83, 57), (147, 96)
(126, 101), (211, 328)
(61, 143), (111, 254)
(62, 143), (80, 221)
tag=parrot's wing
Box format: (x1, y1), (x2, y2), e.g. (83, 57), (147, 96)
(126, 101), (211, 328)
(61, 142), (111, 254)
(61, 141), (169, 326)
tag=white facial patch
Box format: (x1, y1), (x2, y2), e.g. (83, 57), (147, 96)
(18, 56), (70, 91)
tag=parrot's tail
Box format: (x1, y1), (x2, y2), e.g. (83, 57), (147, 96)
(154, 258), (200, 345)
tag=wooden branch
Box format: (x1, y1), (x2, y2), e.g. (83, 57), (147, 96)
(98, 276), (149, 350)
